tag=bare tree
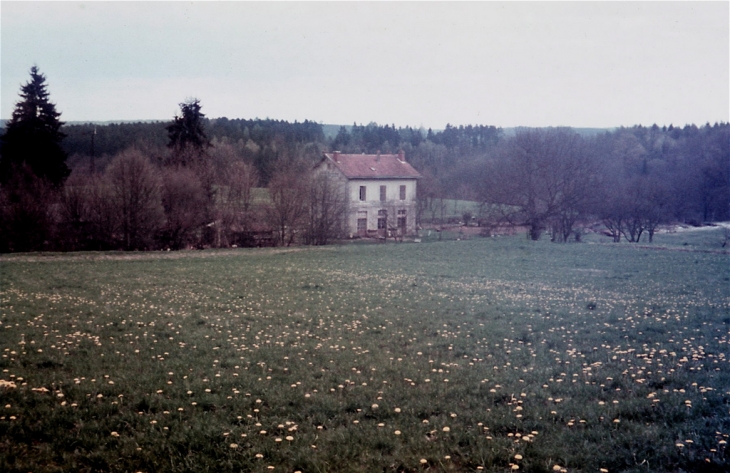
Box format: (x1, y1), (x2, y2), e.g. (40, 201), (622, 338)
(594, 131), (674, 243)
(159, 167), (207, 249)
(266, 162), (309, 246)
(85, 174), (117, 248)
(106, 149), (163, 250)
(483, 128), (593, 241)
(640, 175), (672, 243)
(58, 171), (93, 250)
(305, 171), (348, 245)
(0, 165), (57, 252)
(217, 160), (259, 247)
(417, 172), (448, 239)
(549, 138), (599, 242)
(416, 171), (436, 226)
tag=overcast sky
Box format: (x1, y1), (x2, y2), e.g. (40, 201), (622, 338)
(1, 1), (728, 129)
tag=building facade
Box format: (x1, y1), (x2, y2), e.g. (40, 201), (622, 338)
(315, 151), (422, 238)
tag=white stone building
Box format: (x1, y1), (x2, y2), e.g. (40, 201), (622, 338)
(314, 151), (422, 238)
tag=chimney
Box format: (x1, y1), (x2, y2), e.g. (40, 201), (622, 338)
(376, 150), (381, 162)
(333, 151), (340, 163)
(398, 150), (405, 162)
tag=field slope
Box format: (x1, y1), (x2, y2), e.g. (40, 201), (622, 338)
(1, 232), (728, 473)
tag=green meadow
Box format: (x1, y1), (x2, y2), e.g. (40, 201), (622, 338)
(1, 229), (728, 473)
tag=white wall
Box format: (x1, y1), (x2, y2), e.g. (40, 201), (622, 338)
(347, 179), (417, 203)
(346, 179), (418, 235)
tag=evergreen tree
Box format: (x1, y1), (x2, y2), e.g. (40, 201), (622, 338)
(0, 66), (69, 186)
(166, 98), (211, 165)
(332, 125), (350, 150)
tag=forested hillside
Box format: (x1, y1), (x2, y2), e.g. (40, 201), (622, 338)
(1, 67), (728, 252)
(3, 114), (729, 252)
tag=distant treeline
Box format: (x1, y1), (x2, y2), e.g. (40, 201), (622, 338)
(4, 67), (727, 253)
(4, 117), (728, 252)
(59, 119), (504, 184)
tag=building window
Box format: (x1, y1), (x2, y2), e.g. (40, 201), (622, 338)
(357, 211), (367, 235)
(359, 186), (366, 201)
(377, 209), (387, 230)
(380, 185), (386, 201)
(397, 209), (407, 231)
(399, 185), (406, 200)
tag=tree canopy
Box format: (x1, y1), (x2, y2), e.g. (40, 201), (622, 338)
(166, 98), (211, 166)
(0, 66), (69, 186)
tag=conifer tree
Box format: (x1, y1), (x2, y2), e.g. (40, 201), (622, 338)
(0, 66), (69, 186)
(166, 98), (211, 166)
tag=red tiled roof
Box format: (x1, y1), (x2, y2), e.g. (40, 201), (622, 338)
(323, 152), (422, 179)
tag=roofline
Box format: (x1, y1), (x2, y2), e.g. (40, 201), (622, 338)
(321, 152), (423, 179)
(345, 176), (422, 180)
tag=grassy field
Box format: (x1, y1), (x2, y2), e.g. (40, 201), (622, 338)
(1, 229), (728, 473)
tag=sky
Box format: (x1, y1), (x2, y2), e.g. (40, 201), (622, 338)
(1, 1), (728, 129)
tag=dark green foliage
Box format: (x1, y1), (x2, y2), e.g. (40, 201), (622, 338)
(0, 66), (69, 186)
(166, 99), (211, 166)
(63, 121), (169, 171)
(208, 117), (325, 145)
(599, 123), (730, 226)
(428, 123), (502, 151)
(167, 99), (210, 152)
(329, 122), (501, 156)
